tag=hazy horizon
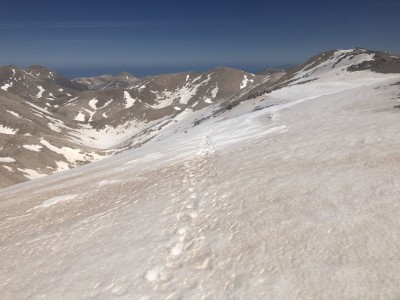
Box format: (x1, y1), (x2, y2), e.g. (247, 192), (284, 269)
(54, 63), (295, 78)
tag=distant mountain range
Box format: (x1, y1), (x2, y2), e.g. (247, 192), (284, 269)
(1, 48), (399, 187)
(73, 72), (140, 90)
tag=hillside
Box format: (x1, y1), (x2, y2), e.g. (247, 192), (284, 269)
(0, 65), (265, 186)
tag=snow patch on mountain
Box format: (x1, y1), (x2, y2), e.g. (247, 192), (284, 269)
(40, 139), (102, 164)
(17, 168), (45, 180)
(0, 125), (18, 135)
(6, 110), (22, 118)
(0, 157), (16, 163)
(23, 144), (43, 152)
(69, 114), (174, 150)
(26, 102), (53, 115)
(88, 99), (98, 110)
(240, 75), (254, 89)
(84, 108), (96, 122)
(74, 112), (86, 122)
(2, 165), (13, 172)
(179, 75), (212, 104)
(124, 91), (136, 108)
(211, 85), (219, 98)
(101, 99), (113, 109)
(1, 83), (12, 91)
(55, 161), (70, 172)
(36, 86), (45, 98)
(48, 122), (62, 132)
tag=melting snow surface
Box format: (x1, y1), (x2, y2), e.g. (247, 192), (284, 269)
(99, 179), (122, 186)
(35, 194), (78, 208)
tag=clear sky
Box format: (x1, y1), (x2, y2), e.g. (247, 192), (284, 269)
(1, 0), (399, 77)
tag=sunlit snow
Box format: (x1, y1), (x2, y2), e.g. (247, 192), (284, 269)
(0, 125), (18, 135)
(124, 91), (136, 108)
(0, 157), (16, 163)
(1, 83), (12, 91)
(240, 75), (254, 89)
(74, 111), (86, 122)
(36, 86), (45, 98)
(17, 168), (46, 180)
(6, 110), (22, 118)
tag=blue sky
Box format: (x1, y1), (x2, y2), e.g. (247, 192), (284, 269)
(1, 0), (399, 77)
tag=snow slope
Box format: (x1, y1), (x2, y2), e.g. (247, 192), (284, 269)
(1, 65), (400, 299)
